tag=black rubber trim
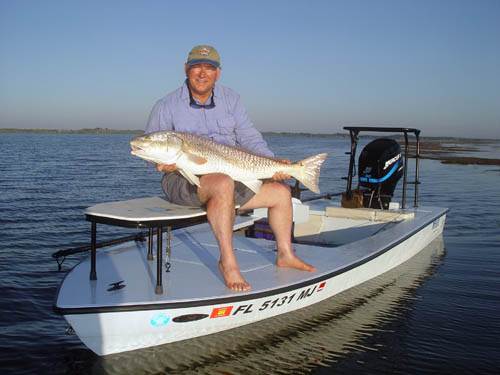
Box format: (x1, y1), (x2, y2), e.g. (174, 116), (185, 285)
(85, 213), (208, 229)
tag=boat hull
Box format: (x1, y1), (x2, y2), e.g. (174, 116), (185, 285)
(59, 209), (446, 355)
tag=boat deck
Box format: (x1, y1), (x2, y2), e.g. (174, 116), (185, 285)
(55, 198), (448, 312)
(57, 226), (337, 309)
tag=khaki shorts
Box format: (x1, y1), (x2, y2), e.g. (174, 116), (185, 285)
(161, 171), (255, 207)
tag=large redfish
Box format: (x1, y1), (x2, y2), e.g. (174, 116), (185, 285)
(130, 131), (328, 194)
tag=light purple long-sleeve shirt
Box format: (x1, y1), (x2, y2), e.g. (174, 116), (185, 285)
(145, 81), (274, 157)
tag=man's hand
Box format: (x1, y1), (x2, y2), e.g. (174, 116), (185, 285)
(156, 163), (177, 173)
(272, 159), (292, 180)
(157, 160), (290, 179)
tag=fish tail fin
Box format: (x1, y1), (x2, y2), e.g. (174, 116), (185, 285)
(293, 153), (328, 194)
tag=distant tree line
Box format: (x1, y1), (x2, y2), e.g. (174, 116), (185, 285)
(0, 128), (143, 134)
(0, 128), (497, 142)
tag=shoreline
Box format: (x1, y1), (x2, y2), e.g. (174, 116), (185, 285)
(1, 128), (499, 141)
(407, 141), (500, 165)
(2, 128), (499, 165)
(0, 128), (143, 134)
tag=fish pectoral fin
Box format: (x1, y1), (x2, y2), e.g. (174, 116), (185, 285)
(241, 180), (263, 194)
(185, 152), (207, 165)
(179, 169), (200, 187)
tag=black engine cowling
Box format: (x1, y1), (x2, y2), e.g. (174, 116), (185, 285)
(358, 138), (403, 209)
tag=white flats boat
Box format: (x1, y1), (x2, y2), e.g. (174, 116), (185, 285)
(53, 127), (448, 356)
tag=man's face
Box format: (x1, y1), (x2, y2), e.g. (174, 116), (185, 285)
(185, 63), (221, 99)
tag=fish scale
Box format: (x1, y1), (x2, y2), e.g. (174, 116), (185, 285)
(130, 131), (328, 194)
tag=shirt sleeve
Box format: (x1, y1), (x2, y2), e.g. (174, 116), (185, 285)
(145, 99), (173, 134)
(231, 95), (274, 158)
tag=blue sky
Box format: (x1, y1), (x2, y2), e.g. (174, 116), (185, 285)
(1, 0), (499, 138)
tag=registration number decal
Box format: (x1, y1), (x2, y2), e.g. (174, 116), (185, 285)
(216, 281), (327, 317)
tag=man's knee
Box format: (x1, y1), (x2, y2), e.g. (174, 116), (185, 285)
(212, 174), (235, 193)
(199, 174), (235, 201)
(267, 180), (292, 200)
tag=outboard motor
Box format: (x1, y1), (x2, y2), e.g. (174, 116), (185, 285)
(358, 138), (403, 210)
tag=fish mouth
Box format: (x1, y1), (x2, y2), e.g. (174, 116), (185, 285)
(130, 145), (143, 154)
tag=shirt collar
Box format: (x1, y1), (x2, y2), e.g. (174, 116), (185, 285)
(181, 79), (219, 103)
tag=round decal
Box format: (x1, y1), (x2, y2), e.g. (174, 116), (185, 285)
(150, 313), (170, 327)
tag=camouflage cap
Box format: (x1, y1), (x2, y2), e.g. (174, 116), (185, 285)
(187, 45), (220, 68)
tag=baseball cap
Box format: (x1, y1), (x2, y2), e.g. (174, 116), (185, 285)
(187, 45), (220, 68)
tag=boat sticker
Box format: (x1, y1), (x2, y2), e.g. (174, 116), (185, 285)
(297, 285), (317, 300)
(238, 283), (325, 315)
(150, 313), (170, 327)
(172, 314), (209, 323)
(210, 282), (327, 319)
(232, 304), (255, 315)
(317, 282), (326, 292)
(210, 306), (233, 318)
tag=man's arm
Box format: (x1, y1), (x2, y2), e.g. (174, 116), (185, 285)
(231, 95), (274, 158)
(145, 99), (178, 172)
(230, 95), (293, 180)
(145, 99), (173, 134)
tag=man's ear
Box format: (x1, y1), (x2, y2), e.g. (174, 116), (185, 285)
(184, 63), (188, 76)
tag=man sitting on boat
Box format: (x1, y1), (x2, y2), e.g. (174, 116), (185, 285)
(145, 45), (316, 291)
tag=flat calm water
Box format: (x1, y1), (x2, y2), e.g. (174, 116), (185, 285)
(0, 133), (499, 374)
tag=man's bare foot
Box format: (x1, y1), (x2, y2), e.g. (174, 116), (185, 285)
(218, 261), (251, 291)
(276, 251), (317, 272)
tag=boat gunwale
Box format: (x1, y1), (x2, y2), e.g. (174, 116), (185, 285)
(53, 206), (448, 316)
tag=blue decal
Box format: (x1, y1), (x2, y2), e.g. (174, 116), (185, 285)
(360, 159), (402, 183)
(150, 313), (170, 327)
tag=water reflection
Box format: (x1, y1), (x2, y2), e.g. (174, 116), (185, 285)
(92, 237), (445, 375)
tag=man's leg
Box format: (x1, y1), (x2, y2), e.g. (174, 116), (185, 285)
(198, 174), (251, 291)
(240, 180), (317, 272)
